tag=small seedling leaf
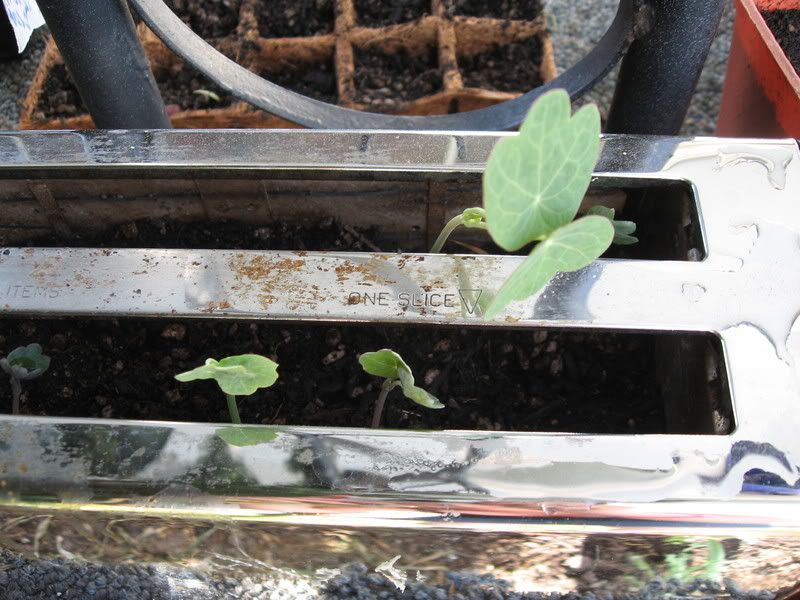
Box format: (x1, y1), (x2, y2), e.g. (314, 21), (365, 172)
(0, 343), (50, 380)
(175, 354), (278, 396)
(359, 349), (444, 409)
(484, 89), (601, 251)
(613, 232), (639, 245)
(586, 205), (615, 220)
(216, 426), (278, 447)
(461, 207), (487, 229)
(359, 349), (403, 380)
(484, 215), (613, 320)
(193, 89), (221, 102)
(703, 539), (726, 580)
(397, 367), (444, 409)
(586, 205), (638, 245)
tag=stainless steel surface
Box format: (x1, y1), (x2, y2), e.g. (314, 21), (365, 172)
(0, 131), (798, 586)
(0, 129), (707, 174)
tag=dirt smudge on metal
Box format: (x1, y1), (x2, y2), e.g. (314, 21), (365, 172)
(229, 254), (325, 311)
(202, 300), (232, 313)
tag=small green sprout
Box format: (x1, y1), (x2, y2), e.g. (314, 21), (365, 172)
(429, 207), (488, 253)
(1, 343), (50, 415)
(175, 354), (278, 424)
(193, 89), (221, 103)
(359, 349), (444, 428)
(586, 205), (638, 245)
(628, 538), (726, 586)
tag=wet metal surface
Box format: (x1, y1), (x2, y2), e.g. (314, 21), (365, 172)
(0, 132), (798, 573)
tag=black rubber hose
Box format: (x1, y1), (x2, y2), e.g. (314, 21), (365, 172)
(606, 0), (726, 135)
(36, 0), (171, 129)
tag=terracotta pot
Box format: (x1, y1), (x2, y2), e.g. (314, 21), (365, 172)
(717, 0), (800, 137)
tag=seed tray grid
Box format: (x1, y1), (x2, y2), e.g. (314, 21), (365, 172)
(19, 0), (555, 129)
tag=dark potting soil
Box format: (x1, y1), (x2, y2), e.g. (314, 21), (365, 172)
(257, 0), (334, 38)
(35, 63), (86, 119)
(460, 36), (544, 92)
(263, 61), (338, 104)
(164, 0), (241, 39)
(444, 0), (543, 20)
(11, 219), (379, 252)
(0, 318), (666, 432)
(762, 9), (800, 73)
(354, 0), (430, 27)
(157, 64), (233, 111)
(35, 62), (231, 120)
(354, 46), (442, 109)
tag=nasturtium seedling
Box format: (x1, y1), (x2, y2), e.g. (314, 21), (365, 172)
(175, 354), (278, 424)
(359, 349), (443, 428)
(427, 90), (636, 319)
(1, 343), (50, 415)
(480, 89), (615, 319)
(429, 207), (488, 253)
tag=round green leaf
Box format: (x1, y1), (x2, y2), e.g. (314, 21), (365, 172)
(483, 215), (614, 320)
(175, 354), (278, 396)
(0, 343), (50, 380)
(358, 349), (403, 380)
(484, 89), (601, 251)
(216, 426), (278, 447)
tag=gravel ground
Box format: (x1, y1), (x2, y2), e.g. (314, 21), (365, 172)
(544, 0), (734, 135)
(0, 552), (778, 600)
(0, 28), (46, 130)
(0, 3), (732, 133)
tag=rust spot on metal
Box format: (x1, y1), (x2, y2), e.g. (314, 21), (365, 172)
(73, 271), (94, 289)
(334, 261), (363, 282)
(334, 259), (397, 285)
(258, 293), (277, 308)
(202, 300), (232, 313)
(229, 254), (325, 311)
(237, 256), (305, 280)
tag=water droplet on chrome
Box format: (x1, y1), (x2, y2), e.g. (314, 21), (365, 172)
(682, 283), (706, 302)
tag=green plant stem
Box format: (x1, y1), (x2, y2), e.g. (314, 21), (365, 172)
(430, 215), (466, 253)
(10, 377), (21, 415)
(371, 379), (398, 428)
(226, 393), (241, 424)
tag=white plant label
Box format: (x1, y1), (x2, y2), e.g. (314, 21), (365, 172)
(3, 0), (45, 52)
